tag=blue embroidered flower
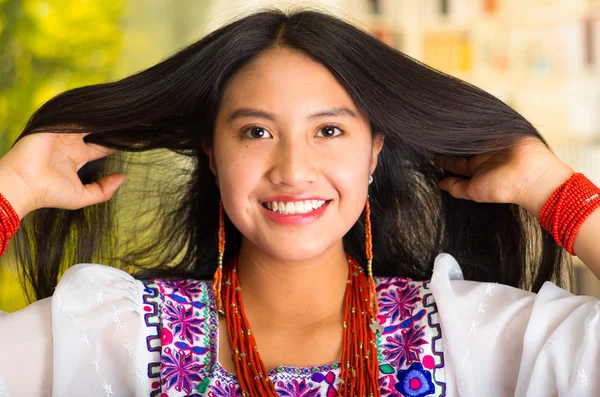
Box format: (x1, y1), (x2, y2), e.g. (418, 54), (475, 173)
(394, 362), (435, 397)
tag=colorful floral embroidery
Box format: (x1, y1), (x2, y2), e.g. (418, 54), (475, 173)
(155, 279), (217, 395)
(163, 299), (205, 345)
(153, 275), (446, 396)
(395, 362), (435, 397)
(161, 347), (204, 392)
(275, 379), (321, 397)
(207, 379), (242, 397)
(379, 280), (421, 323)
(381, 325), (428, 367)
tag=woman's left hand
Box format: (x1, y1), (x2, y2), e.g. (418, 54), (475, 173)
(433, 136), (575, 217)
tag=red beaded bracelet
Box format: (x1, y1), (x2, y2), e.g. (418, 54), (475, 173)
(538, 173), (600, 255)
(0, 192), (21, 257)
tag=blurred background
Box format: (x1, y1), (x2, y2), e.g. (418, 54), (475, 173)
(1, 0), (599, 311)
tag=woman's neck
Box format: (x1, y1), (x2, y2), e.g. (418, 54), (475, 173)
(235, 239), (349, 330)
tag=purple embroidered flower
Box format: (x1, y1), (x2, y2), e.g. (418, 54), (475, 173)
(162, 279), (206, 298)
(394, 362), (435, 397)
(207, 379), (242, 397)
(275, 379), (321, 397)
(382, 325), (428, 367)
(163, 300), (205, 344)
(379, 283), (422, 323)
(161, 347), (203, 393)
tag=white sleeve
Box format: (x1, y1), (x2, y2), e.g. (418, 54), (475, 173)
(0, 298), (53, 397)
(0, 264), (160, 397)
(429, 253), (600, 396)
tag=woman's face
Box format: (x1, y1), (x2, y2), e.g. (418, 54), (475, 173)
(209, 47), (384, 262)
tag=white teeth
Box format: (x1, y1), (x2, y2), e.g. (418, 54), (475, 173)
(263, 200), (327, 215)
(285, 202), (294, 214)
(304, 200), (312, 210)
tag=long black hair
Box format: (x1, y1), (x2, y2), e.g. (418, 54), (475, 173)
(8, 6), (571, 302)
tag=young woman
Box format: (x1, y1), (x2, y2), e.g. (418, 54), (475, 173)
(0, 7), (598, 397)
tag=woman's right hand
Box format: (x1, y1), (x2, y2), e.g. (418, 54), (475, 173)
(0, 132), (126, 219)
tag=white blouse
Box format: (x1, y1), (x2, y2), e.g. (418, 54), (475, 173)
(0, 253), (598, 396)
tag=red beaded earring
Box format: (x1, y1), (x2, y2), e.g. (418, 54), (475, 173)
(212, 199), (225, 314)
(366, 175), (379, 315)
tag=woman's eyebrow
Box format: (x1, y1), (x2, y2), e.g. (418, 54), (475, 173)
(227, 106), (357, 123)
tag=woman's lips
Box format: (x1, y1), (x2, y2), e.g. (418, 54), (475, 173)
(260, 200), (331, 225)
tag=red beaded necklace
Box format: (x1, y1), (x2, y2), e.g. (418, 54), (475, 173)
(221, 252), (381, 396)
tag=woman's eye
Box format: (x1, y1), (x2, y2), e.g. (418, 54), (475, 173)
(241, 125), (344, 139)
(242, 126), (272, 139)
(316, 125), (344, 138)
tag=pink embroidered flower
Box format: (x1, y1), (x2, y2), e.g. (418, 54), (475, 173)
(161, 327), (173, 345)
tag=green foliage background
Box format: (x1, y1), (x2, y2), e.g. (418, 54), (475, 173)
(0, 0), (212, 312)
(0, 0), (123, 311)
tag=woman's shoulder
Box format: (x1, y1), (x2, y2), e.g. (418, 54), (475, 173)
(55, 263), (144, 308)
(49, 263), (162, 396)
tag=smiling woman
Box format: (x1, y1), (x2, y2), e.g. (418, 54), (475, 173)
(0, 5), (599, 397)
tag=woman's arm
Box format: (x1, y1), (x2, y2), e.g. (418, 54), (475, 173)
(434, 136), (600, 280)
(430, 253), (600, 396)
(571, 209), (600, 279)
(517, 161), (600, 280)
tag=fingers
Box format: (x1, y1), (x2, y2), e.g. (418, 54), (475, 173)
(72, 135), (119, 171)
(79, 173), (127, 208)
(85, 143), (119, 163)
(438, 176), (472, 200)
(433, 153), (496, 177)
(56, 133), (118, 170)
(433, 155), (474, 177)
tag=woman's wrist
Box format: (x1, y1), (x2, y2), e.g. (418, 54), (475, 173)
(518, 160), (576, 218)
(0, 168), (35, 220)
(536, 171), (600, 255)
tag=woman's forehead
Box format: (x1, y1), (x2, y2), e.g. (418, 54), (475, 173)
(218, 49), (364, 124)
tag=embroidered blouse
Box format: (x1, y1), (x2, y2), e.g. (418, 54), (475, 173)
(0, 253), (598, 396)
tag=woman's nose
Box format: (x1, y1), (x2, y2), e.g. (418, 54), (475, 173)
(269, 139), (318, 187)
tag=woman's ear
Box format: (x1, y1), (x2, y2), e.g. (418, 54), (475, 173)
(202, 141), (218, 178)
(370, 134), (385, 175)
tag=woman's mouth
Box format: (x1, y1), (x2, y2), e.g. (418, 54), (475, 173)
(259, 199), (331, 226)
(260, 199), (330, 215)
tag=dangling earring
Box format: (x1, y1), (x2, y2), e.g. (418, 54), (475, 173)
(366, 174), (378, 316)
(213, 198), (225, 314)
